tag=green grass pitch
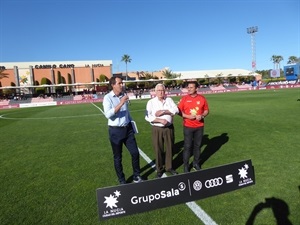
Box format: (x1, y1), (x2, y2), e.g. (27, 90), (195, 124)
(0, 88), (299, 225)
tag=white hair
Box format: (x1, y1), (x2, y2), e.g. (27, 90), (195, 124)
(155, 83), (165, 91)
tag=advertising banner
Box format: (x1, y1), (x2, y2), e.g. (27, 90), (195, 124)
(96, 159), (255, 220)
(270, 69), (280, 78)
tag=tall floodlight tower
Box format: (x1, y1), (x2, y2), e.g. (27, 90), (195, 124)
(247, 26), (258, 73)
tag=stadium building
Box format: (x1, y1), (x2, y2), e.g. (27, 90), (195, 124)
(0, 60), (113, 95)
(1, 60), (263, 98)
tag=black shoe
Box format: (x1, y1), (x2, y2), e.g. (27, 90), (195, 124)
(193, 164), (201, 171)
(184, 165), (189, 173)
(166, 169), (178, 175)
(119, 180), (126, 185)
(133, 175), (143, 183)
(156, 172), (163, 178)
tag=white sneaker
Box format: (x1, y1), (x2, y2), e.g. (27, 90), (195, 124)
(133, 175), (143, 183)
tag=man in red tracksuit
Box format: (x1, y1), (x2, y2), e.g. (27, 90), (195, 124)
(178, 81), (209, 173)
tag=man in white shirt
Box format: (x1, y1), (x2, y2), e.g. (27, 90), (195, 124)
(145, 84), (179, 178)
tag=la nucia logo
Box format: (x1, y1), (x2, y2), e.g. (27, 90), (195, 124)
(131, 188), (180, 204)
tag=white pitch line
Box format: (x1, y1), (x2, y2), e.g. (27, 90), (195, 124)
(92, 102), (217, 225)
(138, 147), (217, 225)
(91, 102), (105, 114)
(0, 114), (101, 120)
(186, 202), (217, 225)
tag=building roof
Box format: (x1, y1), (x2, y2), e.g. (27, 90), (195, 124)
(0, 60), (112, 69)
(174, 69), (260, 79)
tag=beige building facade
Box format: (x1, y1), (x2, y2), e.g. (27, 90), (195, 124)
(0, 60), (112, 89)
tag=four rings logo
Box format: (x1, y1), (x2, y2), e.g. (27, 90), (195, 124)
(205, 177), (223, 188)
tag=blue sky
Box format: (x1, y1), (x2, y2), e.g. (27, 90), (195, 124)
(0, 0), (299, 73)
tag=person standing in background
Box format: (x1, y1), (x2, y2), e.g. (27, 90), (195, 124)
(103, 76), (143, 184)
(145, 83), (179, 178)
(177, 81), (209, 173)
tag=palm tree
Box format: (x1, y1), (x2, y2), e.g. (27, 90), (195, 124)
(204, 74), (209, 85)
(270, 55), (284, 69)
(162, 69), (173, 79)
(226, 73), (233, 84)
(121, 54), (132, 88)
(215, 73), (223, 85)
(287, 56), (299, 64)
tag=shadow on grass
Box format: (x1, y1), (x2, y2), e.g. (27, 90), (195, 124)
(199, 133), (229, 167)
(126, 159), (156, 182)
(172, 140), (184, 170)
(172, 133), (229, 171)
(246, 197), (293, 225)
(138, 132), (229, 180)
(140, 160), (156, 181)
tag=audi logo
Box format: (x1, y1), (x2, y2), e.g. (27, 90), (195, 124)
(205, 177), (223, 188)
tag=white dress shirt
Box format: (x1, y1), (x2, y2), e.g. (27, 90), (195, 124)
(145, 96), (179, 127)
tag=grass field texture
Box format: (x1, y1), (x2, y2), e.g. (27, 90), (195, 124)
(0, 88), (299, 225)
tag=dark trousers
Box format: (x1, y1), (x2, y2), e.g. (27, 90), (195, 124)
(151, 125), (174, 172)
(183, 126), (204, 167)
(108, 124), (140, 182)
